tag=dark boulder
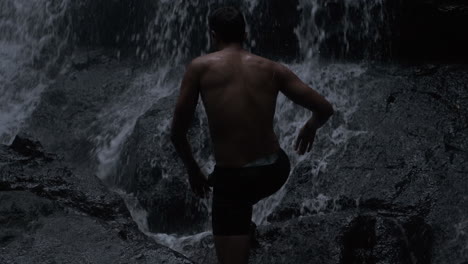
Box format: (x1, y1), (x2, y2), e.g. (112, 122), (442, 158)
(0, 191), (192, 264)
(1, 135), (129, 221)
(116, 95), (211, 235)
(23, 49), (140, 170)
(341, 214), (432, 264)
(0, 137), (192, 263)
(10, 133), (50, 159)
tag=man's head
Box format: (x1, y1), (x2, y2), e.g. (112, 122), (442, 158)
(209, 7), (246, 44)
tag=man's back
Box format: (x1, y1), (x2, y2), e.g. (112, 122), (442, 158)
(170, 7), (334, 264)
(195, 48), (281, 167)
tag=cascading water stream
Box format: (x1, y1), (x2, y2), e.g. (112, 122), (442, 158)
(296, 0), (393, 60)
(92, 0), (216, 182)
(0, 0), (72, 144)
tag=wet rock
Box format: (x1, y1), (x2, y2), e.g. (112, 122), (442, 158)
(0, 142), (127, 221)
(0, 138), (192, 264)
(0, 191), (192, 264)
(9, 133), (49, 159)
(188, 211), (433, 264)
(184, 212), (349, 264)
(0, 191), (57, 247)
(264, 65), (468, 264)
(22, 49), (139, 169)
(250, 214), (346, 264)
(116, 96), (211, 235)
(340, 214), (432, 264)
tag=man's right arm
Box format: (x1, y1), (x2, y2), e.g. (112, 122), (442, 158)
(276, 63), (334, 154)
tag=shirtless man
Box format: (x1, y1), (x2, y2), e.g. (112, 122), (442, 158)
(171, 6), (334, 264)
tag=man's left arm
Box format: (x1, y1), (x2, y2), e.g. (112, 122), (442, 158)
(170, 60), (210, 198)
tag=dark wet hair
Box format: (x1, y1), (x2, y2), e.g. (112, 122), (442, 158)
(208, 7), (246, 43)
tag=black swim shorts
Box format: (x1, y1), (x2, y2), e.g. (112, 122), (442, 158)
(210, 148), (291, 236)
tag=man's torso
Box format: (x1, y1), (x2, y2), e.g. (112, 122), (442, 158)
(194, 49), (282, 167)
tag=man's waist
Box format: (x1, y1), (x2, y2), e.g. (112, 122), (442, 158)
(242, 151), (280, 167)
(213, 144), (281, 168)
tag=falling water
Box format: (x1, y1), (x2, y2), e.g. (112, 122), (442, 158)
(92, 0), (216, 181)
(0, 0), (72, 144)
(296, 0), (393, 60)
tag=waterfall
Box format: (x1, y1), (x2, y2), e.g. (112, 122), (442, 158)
(0, 0), (72, 144)
(296, 0), (394, 60)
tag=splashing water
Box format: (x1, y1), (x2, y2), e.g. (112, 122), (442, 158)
(92, 0), (217, 181)
(92, 66), (180, 181)
(253, 62), (367, 225)
(0, 0), (72, 144)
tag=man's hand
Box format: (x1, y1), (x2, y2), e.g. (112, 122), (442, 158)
(187, 167), (211, 198)
(295, 119), (318, 155)
(277, 63), (334, 154)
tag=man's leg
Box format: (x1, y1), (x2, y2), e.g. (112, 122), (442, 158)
(214, 235), (251, 264)
(211, 167), (260, 264)
(212, 205), (253, 264)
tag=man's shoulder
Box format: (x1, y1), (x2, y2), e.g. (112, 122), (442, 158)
(244, 53), (286, 72)
(188, 51), (284, 73)
(191, 52), (219, 65)
(185, 53), (220, 74)
(182, 55), (212, 77)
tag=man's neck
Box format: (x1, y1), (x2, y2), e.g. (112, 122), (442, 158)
(217, 42), (244, 52)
